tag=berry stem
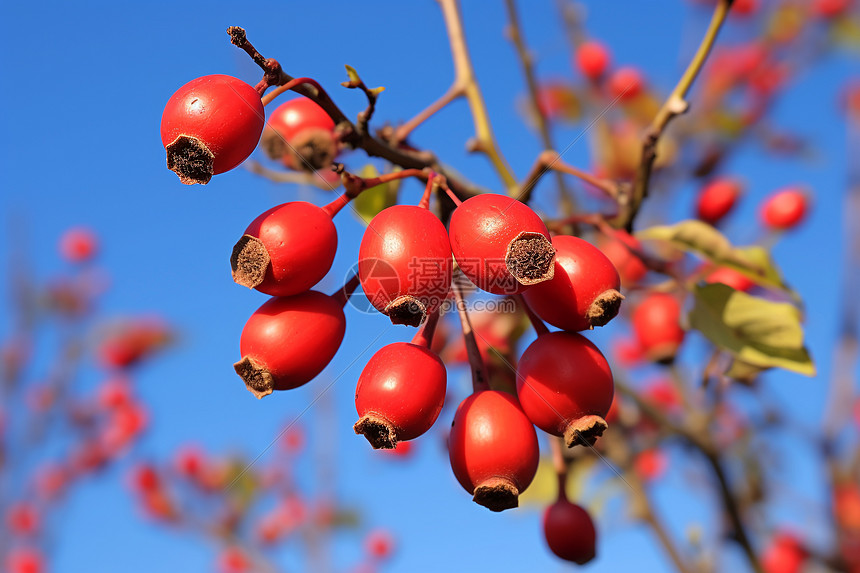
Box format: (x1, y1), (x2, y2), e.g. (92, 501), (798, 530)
(411, 308), (441, 348)
(418, 172), (438, 209)
(516, 295), (550, 337)
(261, 77), (326, 107)
(452, 277), (490, 393)
(322, 168), (429, 218)
(549, 436), (569, 502)
(332, 274), (361, 308)
(444, 187), (463, 207)
(519, 151), (620, 205)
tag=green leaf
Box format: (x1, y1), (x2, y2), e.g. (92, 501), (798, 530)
(636, 220), (789, 291)
(351, 165), (398, 225)
(519, 456), (595, 508)
(344, 64), (361, 85)
(689, 283), (815, 376)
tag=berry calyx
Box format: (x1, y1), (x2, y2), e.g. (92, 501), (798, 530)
(760, 188), (809, 230)
(449, 194), (555, 295)
(354, 314), (446, 449)
(161, 75), (265, 185)
(448, 390), (539, 512)
(575, 41), (611, 81)
(696, 178), (743, 225)
(234, 290), (347, 398)
(261, 98), (338, 171)
(543, 498), (597, 564)
(359, 205), (452, 326)
(231, 200), (339, 296)
(632, 293), (685, 363)
(522, 235), (623, 332)
(517, 332), (614, 447)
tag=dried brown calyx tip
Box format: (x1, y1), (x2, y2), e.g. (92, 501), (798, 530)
(506, 232), (556, 286)
(284, 129), (337, 172)
(384, 296), (426, 328)
(353, 414), (397, 449)
(166, 135), (214, 185)
(473, 477), (519, 512)
(233, 356), (274, 399)
(231, 235), (270, 289)
(587, 289), (625, 328)
(563, 415), (609, 448)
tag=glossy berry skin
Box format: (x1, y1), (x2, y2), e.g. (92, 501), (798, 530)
(523, 235), (622, 332)
(232, 201), (337, 297)
(359, 205), (452, 326)
(448, 391), (539, 512)
(608, 67), (644, 101)
(760, 189), (809, 230)
(449, 194), (555, 295)
(543, 498), (597, 565)
(599, 230), (648, 286)
(354, 342), (447, 448)
(575, 41), (610, 80)
(632, 293), (685, 363)
(267, 98), (334, 143)
(696, 178), (742, 225)
(517, 332), (614, 447)
(262, 98), (337, 171)
(235, 291), (346, 398)
(161, 75), (265, 185)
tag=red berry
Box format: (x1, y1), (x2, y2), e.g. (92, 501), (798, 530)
(101, 402), (148, 452)
(281, 426), (305, 454)
(449, 194), (555, 295)
(6, 548), (43, 573)
(705, 266), (755, 292)
(575, 41), (610, 81)
(599, 231), (648, 286)
(261, 98), (338, 171)
(97, 376), (132, 409)
(762, 532), (806, 573)
(161, 75), (265, 185)
(448, 391), (539, 512)
(7, 503), (39, 535)
(522, 235), (623, 332)
(35, 464), (67, 500)
(517, 332), (614, 448)
(633, 448), (667, 481)
(359, 205), (452, 326)
(174, 445), (206, 478)
(543, 498), (597, 564)
(59, 227), (98, 262)
(760, 188), (809, 230)
(218, 547), (251, 573)
(354, 342), (446, 449)
(130, 463), (161, 494)
(234, 291), (346, 398)
(696, 178), (743, 224)
(607, 67), (644, 100)
(632, 293), (685, 363)
(231, 201), (338, 296)
(812, 0), (851, 18)
(364, 529), (395, 560)
(731, 0), (759, 16)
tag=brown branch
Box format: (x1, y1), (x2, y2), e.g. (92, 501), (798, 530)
(520, 150), (620, 204)
(452, 275), (490, 393)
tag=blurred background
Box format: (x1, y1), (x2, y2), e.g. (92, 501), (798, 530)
(1, 1), (858, 572)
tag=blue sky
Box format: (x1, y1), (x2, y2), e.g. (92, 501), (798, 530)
(0, 1), (856, 571)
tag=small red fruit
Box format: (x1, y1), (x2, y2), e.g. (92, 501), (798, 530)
(354, 340), (446, 449)
(59, 227), (98, 263)
(7, 503), (39, 535)
(812, 0), (851, 18)
(364, 529), (395, 560)
(696, 178), (743, 225)
(359, 205), (452, 326)
(731, 0), (759, 16)
(517, 332), (614, 447)
(449, 194), (555, 295)
(231, 201), (338, 297)
(543, 498), (597, 564)
(599, 231), (648, 286)
(633, 448), (667, 481)
(632, 293), (685, 363)
(97, 376), (132, 409)
(705, 266), (755, 292)
(608, 67), (644, 101)
(161, 75), (265, 185)
(234, 291), (346, 398)
(448, 391), (539, 512)
(174, 445), (206, 479)
(218, 547), (251, 573)
(6, 548), (43, 573)
(522, 235), (623, 332)
(575, 41), (611, 81)
(261, 97), (338, 171)
(760, 188), (809, 230)
(130, 463), (161, 494)
(762, 532), (806, 573)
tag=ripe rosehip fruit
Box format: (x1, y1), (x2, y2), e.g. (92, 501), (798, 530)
(231, 201), (338, 296)
(731, 0), (758, 16)
(760, 188), (809, 230)
(575, 41), (610, 81)
(234, 291), (346, 398)
(448, 391), (539, 512)
(6, 548), (43, 573)
(543, 498), (597, 565)
(218, 547), (251, 573)
(161, 75), (265, 185)
(364, 529), (395, 560)
(632, 293), (685, 363)
(599, 230), (648, 286)
(261, 98), (338, 171)
(762, 532), (806, 573)
(354, 342), (446, 449)
(517, 332), (614, 447)
(522, 235), (623, 332)
(813, 0), (850, 18)
(705, 266), (755, 292)
(608, 66), (644, 101)
(7, 503), (39, 535)
(696, 178), (743, 225)
(59, 227), (98, 263)
(359, 205), (452, 326)
(449, 194), (555, 295)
